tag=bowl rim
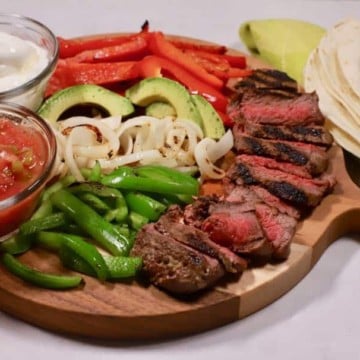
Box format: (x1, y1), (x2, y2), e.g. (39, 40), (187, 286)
(0, 12), (59, 99)
(0, 101), (57, 211)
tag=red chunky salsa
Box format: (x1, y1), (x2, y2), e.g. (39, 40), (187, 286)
(0, 117), (48, 236)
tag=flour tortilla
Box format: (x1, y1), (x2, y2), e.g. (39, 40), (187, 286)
(334, 19), (360, 99)
(304, 45), (360, 158)
(317, 24), (360, 125)
(304, 18), (360, 158)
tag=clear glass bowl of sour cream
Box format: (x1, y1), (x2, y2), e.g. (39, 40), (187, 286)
(0, 13), (59, 111)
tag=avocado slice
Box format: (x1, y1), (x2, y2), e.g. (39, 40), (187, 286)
(125, 77), (203, 128)
(38, 84), (135, 123)
(191, 94), (225, 139)
(145, 101), (176, 118)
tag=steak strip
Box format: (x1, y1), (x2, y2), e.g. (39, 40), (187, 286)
(232, 128), (328, 176)
(227, 158), (335, 207)
(131, 223), (225, 294)
(244, 122), (333, 147)
(156, 207), (247, 274)
(234, 69), (299, 96)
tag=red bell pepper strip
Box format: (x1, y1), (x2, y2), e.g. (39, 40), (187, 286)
(169, 38), (227, 54)
(135, 55), (228, 112)
(220, 54), (247, 68)
(58, 35), (134, 58)
(46, 60), (139, 97)
(69, 36), (149, 63)
(183, 49), (230, 71)
(57, 30), (150, 59)
(182, 49), (252, 80)
(147, 32), (224, 90)
(225, 67), (253, 78)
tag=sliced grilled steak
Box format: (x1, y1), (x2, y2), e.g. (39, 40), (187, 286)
(184, 196), (275, 260)
(234, 69), (299, 96)
(202, 211), (272, 258)
(228, 88), (325, 126)
(206, 185), (298, 259)
(130, 223), (225, 294)
(183, 195), (219, 229)
(232, 129), (328, 176)
(244, 122), (333, 147)
(225, 185), (301, 219)
(255, 203), (297, 259)
(250, 185), (301, 220)
(227, 159), (335, 207)
(235, 154), (313, 179)
(156, 209), (247, 274)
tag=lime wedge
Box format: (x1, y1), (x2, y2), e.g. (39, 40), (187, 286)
(239, 19), (325, 84)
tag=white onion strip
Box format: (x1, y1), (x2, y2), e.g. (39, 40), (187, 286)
(51, 114), (232, 181)
(194, 130), (234, 180)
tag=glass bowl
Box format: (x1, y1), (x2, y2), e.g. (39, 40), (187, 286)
(0, 102), (57, 239)
(0, 13), (59, 111)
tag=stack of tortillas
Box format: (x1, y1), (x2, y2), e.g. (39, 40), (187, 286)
(304, 18), (360, 157)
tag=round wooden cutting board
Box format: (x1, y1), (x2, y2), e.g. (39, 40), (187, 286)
(0, 35), (359, 341)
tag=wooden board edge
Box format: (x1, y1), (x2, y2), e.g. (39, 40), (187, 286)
(0, 285), (239, 340)
(215, 243), (312, 318)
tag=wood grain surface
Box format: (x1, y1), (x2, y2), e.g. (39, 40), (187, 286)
(0, 36), (359, 341)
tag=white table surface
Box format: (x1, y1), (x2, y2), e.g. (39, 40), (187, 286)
(1, 1), (360, 359)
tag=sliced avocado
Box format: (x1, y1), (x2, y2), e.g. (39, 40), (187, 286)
(38, 84), (135, 123)
(191, 94), (225, 139)
(125, 77), (203, 128)
(145, 101), (176, 118)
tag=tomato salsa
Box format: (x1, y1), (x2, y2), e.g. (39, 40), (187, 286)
(0, 117), (49, 237)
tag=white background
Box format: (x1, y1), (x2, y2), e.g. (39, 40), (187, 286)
(0, 1), (360, 359)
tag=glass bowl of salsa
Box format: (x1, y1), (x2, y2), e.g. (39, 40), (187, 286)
(0, 13), (59, 111)
(0, 102), (57, 239)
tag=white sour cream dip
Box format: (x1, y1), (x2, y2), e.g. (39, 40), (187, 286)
(0, 31), (49, 92)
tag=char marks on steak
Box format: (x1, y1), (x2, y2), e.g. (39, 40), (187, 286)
(234, 69), (299, 97)
(232, 128), (328, 176)
(225, 185), (301, 220)
(226, 157), (335, 207)
(130, 223), (225, 294)
(234, 154), (314, 179)
(244, 122), (333, 147)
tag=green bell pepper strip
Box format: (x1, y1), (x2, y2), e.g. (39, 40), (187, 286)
(134, 165), (199, 203)
(125, 192), (166, 221)
(103, 255), (142, 279)
(50, 189), (132, 256)
(36, 231), (63, 252)
(87, 160), (102, 182)
(113, 224), (130, 238)
(101, 174), (198, 195)
(36, 231), (109, 280)
(59, 245), (96, 277)
(59, 245), (142, 279)
(128, 211), (149, 230)
(31, 199), (53, 220)
(78, 192), (111, 213)
(0, 234), (32, 255)
(19, 212), (68, 236)
(134, 164), (199, 188)
(1, 253), (83, 290)
(69, 182), (128, 222)
(41, 175), (76, 202)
